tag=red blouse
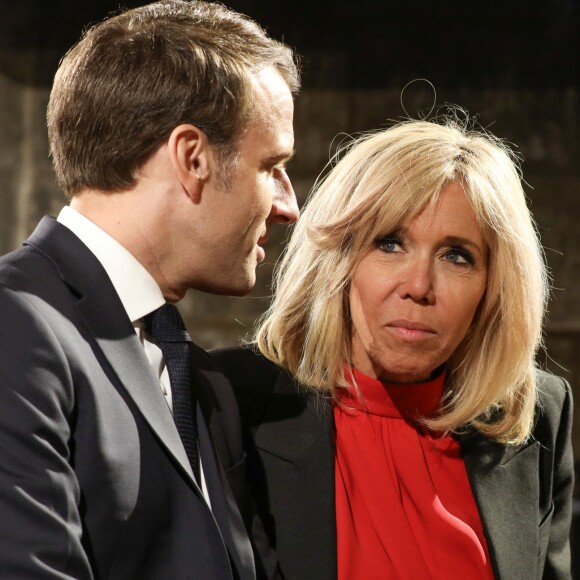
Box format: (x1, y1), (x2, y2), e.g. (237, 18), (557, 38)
(334, 368), (494, 579)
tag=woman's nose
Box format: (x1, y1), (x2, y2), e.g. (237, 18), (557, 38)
(397, 257), (436, 305)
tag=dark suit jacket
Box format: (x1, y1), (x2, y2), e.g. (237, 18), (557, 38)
(213, 346), (574, 580)
(0, 216), (255, 579)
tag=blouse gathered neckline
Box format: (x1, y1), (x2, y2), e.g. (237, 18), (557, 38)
(339, 367), (446, 419)
(333, 367), (494, 580)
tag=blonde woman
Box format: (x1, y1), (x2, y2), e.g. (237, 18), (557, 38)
(214, 118), (573, 580)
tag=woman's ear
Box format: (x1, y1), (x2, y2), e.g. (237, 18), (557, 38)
(167, 124), (211, 202)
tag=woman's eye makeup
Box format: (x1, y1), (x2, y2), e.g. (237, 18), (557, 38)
(374, 235), (478, 267)
(375, 234), (404, 253)
(443, 246), (476, 266)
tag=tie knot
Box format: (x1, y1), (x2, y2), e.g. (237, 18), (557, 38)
(143, 304), (191, 343)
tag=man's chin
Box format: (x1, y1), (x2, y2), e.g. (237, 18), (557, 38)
(222, 283), (254, 297)
(193, 273), (256, 297)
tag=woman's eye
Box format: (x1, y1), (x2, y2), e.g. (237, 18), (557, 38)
(444, 248), (474, 266)
(376, 236), (403, 253)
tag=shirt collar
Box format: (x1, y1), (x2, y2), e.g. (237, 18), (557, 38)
(57, 206), (165, 322)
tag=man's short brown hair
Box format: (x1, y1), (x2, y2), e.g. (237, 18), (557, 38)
(47, 0), (300, 197)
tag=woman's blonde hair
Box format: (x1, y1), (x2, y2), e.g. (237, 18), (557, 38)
(256, 116), (549, 444)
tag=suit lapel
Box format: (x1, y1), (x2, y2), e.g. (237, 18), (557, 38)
(461, 432), (540, 580)
(25, 217), (196, 486)
(191, 348), (240, 473)
(197, 407), (256, 580)
(80, 296), (196, 485)
(191, 348), (256, 580)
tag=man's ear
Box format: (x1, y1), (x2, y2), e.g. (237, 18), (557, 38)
(167, 124), (211, 202)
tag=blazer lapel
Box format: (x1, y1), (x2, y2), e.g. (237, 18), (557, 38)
(25, 217), (196, 486)
(253, 372), (333, 461)
(461, 432), (540, 580)
(253, 372), (337, 580)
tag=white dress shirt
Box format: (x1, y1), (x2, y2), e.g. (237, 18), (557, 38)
(57, 206), (211, 503)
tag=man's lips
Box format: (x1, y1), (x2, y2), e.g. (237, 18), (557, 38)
(386, 319), (436, 338)
(256, 233), (268, 263)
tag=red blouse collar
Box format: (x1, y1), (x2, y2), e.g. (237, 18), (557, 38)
(338, 367), (446, 419)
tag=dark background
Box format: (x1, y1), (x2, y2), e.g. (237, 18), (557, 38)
(1, 0), (579, 572)
(0, 1), (579, 89)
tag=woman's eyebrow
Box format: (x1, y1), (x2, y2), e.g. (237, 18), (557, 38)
(444, 235), (485, 254)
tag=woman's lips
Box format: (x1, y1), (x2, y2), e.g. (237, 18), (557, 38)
(386, 319), (436, 339)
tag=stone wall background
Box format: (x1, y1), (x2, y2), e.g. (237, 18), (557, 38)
(1, 1), (579, 471)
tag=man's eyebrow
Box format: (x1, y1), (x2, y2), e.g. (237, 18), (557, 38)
(265, 149), (296, 164)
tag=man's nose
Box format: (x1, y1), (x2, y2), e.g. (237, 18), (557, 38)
(270, 173), (299, 224)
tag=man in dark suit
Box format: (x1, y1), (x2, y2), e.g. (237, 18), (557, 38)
(0, 1), (299, 578)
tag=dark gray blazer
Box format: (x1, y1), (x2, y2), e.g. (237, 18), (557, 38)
(0, 217), (255, 579)
(213, 346), (574, 580)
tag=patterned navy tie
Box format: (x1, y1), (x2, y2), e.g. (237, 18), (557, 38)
(143, 304), (201, 483)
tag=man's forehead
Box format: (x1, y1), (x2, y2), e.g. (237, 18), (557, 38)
(250, 67), (294, 116)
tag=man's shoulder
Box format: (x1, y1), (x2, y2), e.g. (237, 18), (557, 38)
(0, 243), (33, 270)
(0, 243), (55, 292)
(0, 217), (67, 286)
